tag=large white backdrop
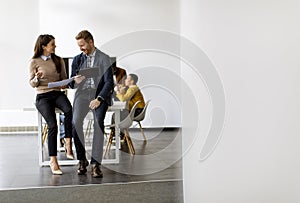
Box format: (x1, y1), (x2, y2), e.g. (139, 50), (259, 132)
(181, 0), (300, 202)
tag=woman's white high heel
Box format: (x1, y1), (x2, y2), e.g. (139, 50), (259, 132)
(49, 158), (62, 175)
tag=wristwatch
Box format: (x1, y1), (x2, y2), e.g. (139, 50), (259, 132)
(97, 96), (103, 102)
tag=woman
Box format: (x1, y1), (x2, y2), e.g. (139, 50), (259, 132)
(29, 34), (74, 175)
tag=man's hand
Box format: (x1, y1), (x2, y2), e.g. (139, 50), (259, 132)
(119, 86), (126, 94)
(74, 75), (85, 84)
(89, 99), (101, 110)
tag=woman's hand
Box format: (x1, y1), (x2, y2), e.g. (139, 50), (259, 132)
(35, 71), (44, 79)
(60, 85), (69, 89)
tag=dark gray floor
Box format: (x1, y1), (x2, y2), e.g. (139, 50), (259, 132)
(0, 128), (182, 190)
(0, 180), (183, 203)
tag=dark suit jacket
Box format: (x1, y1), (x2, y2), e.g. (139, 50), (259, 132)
(70, 49), (114, 106)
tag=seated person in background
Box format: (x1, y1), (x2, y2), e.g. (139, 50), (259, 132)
(112, 63), (127, 101)
(110, 73), (145, 138)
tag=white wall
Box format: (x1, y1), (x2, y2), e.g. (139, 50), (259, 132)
(0, 0), (39, 127)
(0, 0), (39, 110)
(181, 0), (300, 202)
(39, 0), (180, 57)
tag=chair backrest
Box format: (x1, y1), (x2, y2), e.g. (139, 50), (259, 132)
(134, 100), (151, 122)
(118, 100), (141, 129)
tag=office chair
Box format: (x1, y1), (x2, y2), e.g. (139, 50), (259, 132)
(104, 100), (141, 156)
(133, 99), (151, 142)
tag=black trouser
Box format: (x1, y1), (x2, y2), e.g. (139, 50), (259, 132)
(72, 90), (108, 164)
(36, 91), (73, 156)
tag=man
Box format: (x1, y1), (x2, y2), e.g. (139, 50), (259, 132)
(70, 30), (113, 178)
(110, 73), (145, 139)
(116, 73), (145, 116)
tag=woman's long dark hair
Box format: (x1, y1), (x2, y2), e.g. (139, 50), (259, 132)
(32, 34), (62, 73)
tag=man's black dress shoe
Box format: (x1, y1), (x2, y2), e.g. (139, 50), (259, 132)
(78, 159), (89, 175)
(91, 163), (103, 178)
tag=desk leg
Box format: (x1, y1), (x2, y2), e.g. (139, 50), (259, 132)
(38, 112), (43, 166)
(115, 110), (120, 162)
(56, 112), (63, 152)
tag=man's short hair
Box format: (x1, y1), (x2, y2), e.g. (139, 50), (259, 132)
(129, 74), (138, 84)
(75, 30), (94, 42)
